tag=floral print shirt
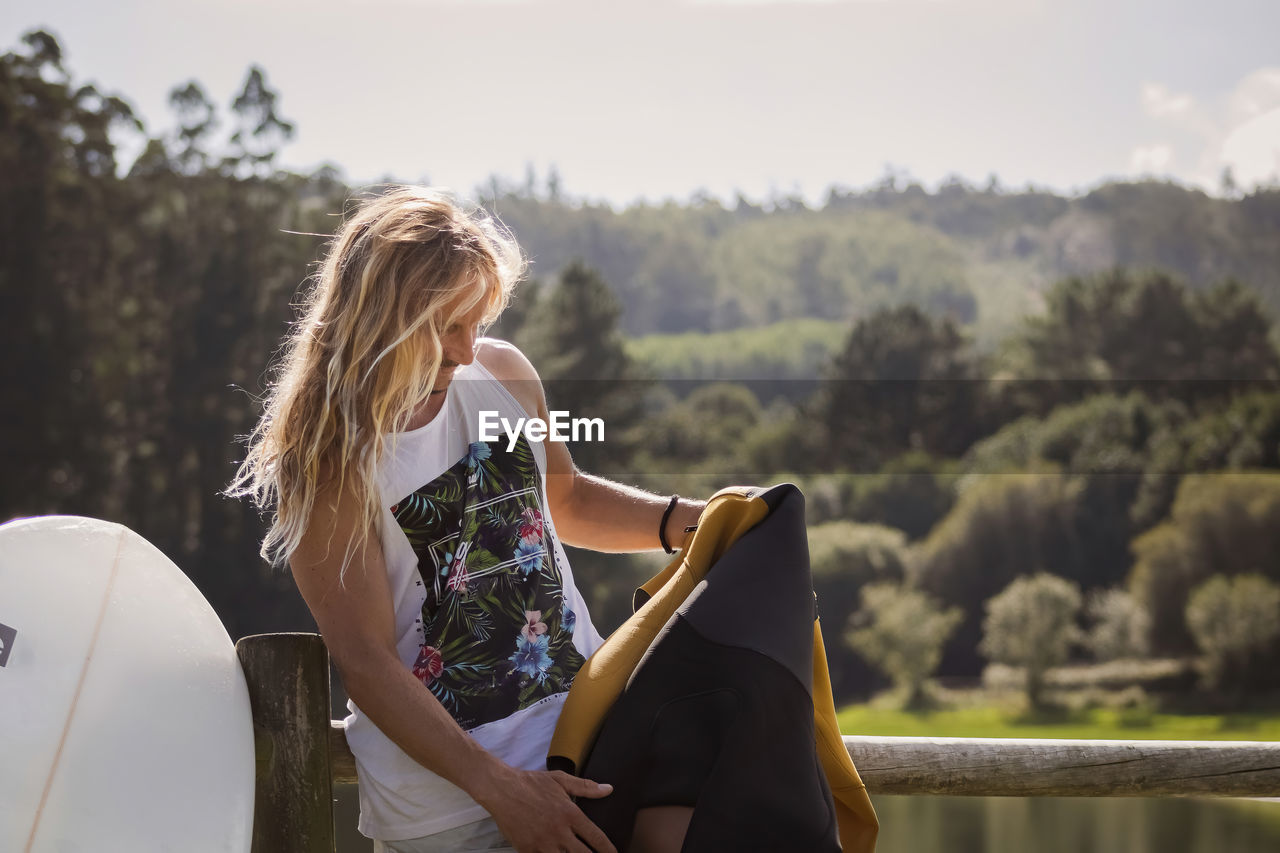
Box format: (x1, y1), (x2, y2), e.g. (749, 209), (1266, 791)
(391, 433), (585, 731)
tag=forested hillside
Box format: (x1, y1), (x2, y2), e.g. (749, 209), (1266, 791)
(489, 165), (1280, 355)
(6, 29), (1280, 710)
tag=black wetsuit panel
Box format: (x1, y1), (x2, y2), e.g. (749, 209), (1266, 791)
(575, 483), (840, 852)
(577, 617), (839, 851)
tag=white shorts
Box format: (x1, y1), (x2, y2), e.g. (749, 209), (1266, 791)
(372, 816), (516, 853)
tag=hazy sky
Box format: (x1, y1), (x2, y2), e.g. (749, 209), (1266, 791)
(6, 0), (1279, 207)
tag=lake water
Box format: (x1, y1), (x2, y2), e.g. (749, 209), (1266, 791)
(871, 795), (1280, 853)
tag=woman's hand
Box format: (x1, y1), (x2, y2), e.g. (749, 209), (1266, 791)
(474, 767), (617, 853)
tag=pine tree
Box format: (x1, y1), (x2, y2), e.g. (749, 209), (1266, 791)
(515, 260), (651, 475)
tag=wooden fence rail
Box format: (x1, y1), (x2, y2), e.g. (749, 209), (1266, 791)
(236, 633), (1280, 853)
(842, 735), (1280, 798)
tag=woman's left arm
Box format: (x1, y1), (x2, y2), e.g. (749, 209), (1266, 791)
(550, 468), (706, 554)
(478, 339), (706, 554)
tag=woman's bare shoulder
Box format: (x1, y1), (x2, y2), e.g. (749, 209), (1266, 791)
(475, 337), (544, 416)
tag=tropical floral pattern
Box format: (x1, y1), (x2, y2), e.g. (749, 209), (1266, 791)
(392, 434), (585, 731)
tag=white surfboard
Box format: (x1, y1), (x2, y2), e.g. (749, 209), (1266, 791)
(0, 515), (255, 853)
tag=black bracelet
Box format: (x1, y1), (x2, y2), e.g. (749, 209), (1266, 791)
(659, 494), (680, 554)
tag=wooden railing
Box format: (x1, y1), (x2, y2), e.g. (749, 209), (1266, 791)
(235, 633), (1280, 853)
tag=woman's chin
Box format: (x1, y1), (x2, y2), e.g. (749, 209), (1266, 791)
(429, 366), (458, 393)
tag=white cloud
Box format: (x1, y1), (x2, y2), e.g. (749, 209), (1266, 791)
(1140, 83), (1195, 119)
(1226, 68), (1280, 124)
(1210, 68), (1280, 189)
(1221, 106), (1280, 187)
(1138, 67), (1280, 191)
(1129, 144), (1174, 175)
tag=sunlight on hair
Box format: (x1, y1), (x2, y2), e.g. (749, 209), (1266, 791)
(226, 185), (527, 583)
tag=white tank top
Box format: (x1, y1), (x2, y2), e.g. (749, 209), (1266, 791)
(343, 340), (605, 841)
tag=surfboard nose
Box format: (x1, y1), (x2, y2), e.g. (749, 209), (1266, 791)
(0, 515), (255, 853)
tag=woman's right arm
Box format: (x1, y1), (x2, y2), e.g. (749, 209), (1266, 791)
(287, 478), (616, 853)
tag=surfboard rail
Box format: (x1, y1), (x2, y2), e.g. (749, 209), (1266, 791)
(238, 633), (1280, 853)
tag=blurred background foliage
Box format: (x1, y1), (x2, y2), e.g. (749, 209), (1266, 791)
(6, 29), (1280, 721)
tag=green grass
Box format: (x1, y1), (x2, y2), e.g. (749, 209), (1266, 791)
(626, 317), (848, 381)
(837, 703), (1280, 741)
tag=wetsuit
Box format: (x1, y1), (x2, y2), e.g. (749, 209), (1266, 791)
(548, 483), (879, 852)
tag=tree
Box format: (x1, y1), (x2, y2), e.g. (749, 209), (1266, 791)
(808, 521), (910, 701)
(846, 582), (962, 707)
(627, 382), (763, 482)
(515, 260), (652, 475)
(911, 466), (1084, 676)
(962, 389), (1195, 542)
(1015, 392), (1177, 585)
(1129, 471), (1280, 654)
(487, 277), (543, 343)
(227, 65), (295, 176)
(980, 573), (1083, 709)
(1185, 574), (1280, 694)
(842, 450), (959, 541)
(1220, 166), (1239, 199)
(817, 303), (981, 471)
(0, 29), (140, 517)
(0, 30), (329, 639)
(1192, 279), (1280, 385)
(999, 270), (1280, 416)
(546, 163), (562, 203)
(1084, 587), (1151, 662)
(168, 80), (217, 173)
(1128, 389), (1280, 531)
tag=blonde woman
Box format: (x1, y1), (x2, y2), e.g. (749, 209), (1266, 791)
(228, 186), (706, 853)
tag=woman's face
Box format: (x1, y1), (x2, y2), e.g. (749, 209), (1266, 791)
(430, 289), (489, 393)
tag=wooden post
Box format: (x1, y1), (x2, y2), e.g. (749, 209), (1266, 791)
(844, 735), (1280, 797)
(237, 633), (336, 853)
(330, 721), (358, 787)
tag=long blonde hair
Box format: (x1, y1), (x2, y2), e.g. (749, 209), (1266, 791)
(228, 185), (526, 578)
